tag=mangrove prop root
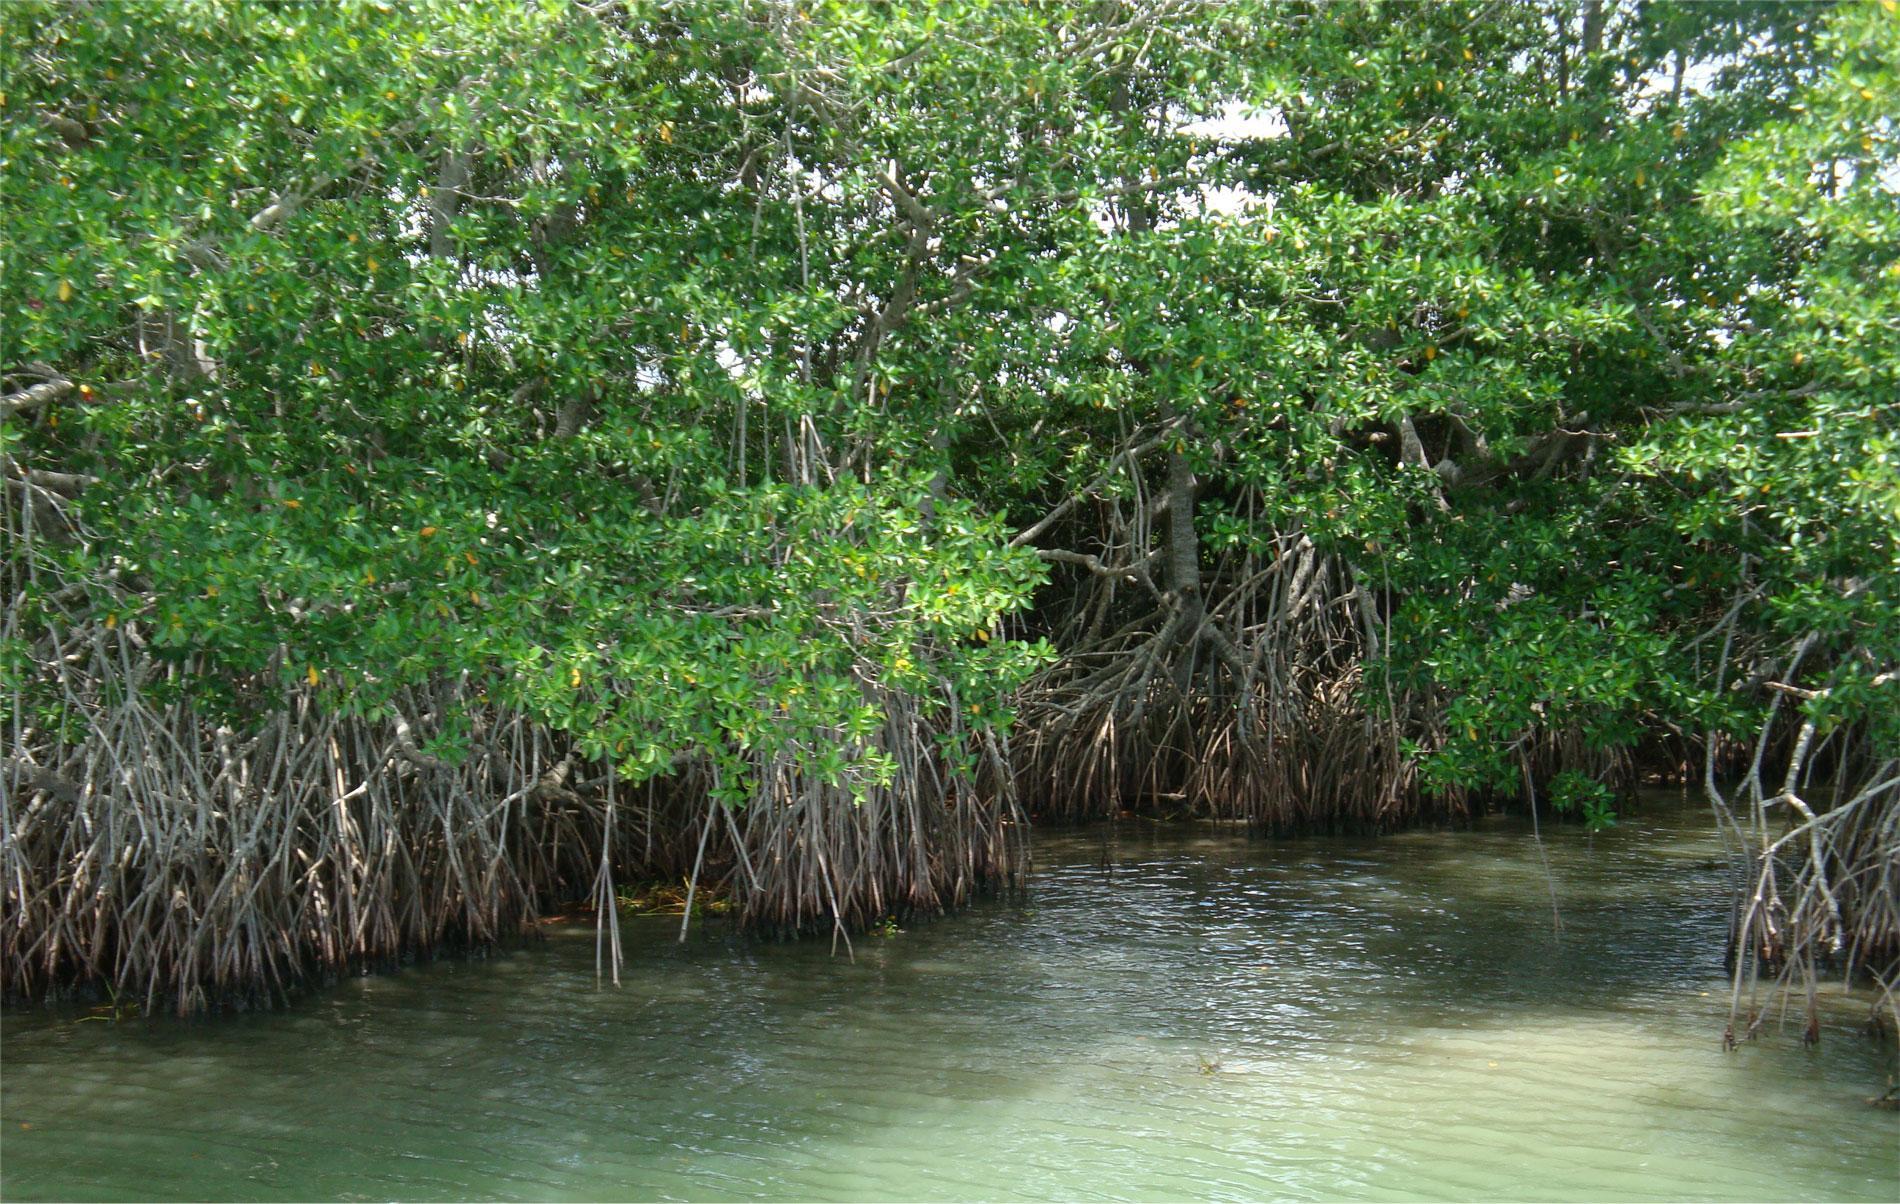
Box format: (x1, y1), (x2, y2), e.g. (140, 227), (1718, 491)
(1706, 628), (1900, 1045)
(1014, 526), (1473, 830)
(1, 635), (1019, 1013)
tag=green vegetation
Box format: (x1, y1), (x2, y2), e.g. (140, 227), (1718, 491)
(4, 1), (1894, 1033)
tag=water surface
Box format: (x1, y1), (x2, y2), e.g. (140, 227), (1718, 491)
(4, 802), (1896, 1201)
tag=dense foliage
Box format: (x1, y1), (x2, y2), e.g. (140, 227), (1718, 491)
(4, 0), (1894, 1021)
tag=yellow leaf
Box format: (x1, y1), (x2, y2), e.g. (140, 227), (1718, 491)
(975, 628), (990, 642)
(1634, 168), (1645, 187)
(58, 279), (74, 302)
(1467, 726), (1477, 740)
(464, 551), (477, 565)
(570, 667), (582, 688)
(367, 257), (378, 272)
(1434, 79), (1444, 93)
(364, 569), (377, 584)
(307, 666), (320, 687)
(1424, 346), (1437, 361)
(282, 498), (301, 509)
(104, 613), (116, 630)
(1860, 88), (1875, 101)
(657, 121), (673, 144)
(1462, 48), (1473, 62)
(206, 585), (219, 598)
(420, 525), (437, 537)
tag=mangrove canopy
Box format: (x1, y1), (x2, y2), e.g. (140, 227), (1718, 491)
(2, 0), (1896, 1033)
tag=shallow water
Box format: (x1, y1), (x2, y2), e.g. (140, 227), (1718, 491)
(4, 802), (1896, 1202)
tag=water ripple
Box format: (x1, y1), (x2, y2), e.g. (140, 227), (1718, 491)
(4, 803), (1895, 1202)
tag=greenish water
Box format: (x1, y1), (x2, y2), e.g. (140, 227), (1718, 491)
(3, 804), (1895, 1202)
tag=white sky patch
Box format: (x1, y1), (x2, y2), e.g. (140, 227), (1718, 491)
(1178, 105), (1289, 143)
(1174, 102), (1286, 217)
(1199, 185), (1260, 216)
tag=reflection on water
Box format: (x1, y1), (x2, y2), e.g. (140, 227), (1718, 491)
(4, 801), (1896, 1202)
